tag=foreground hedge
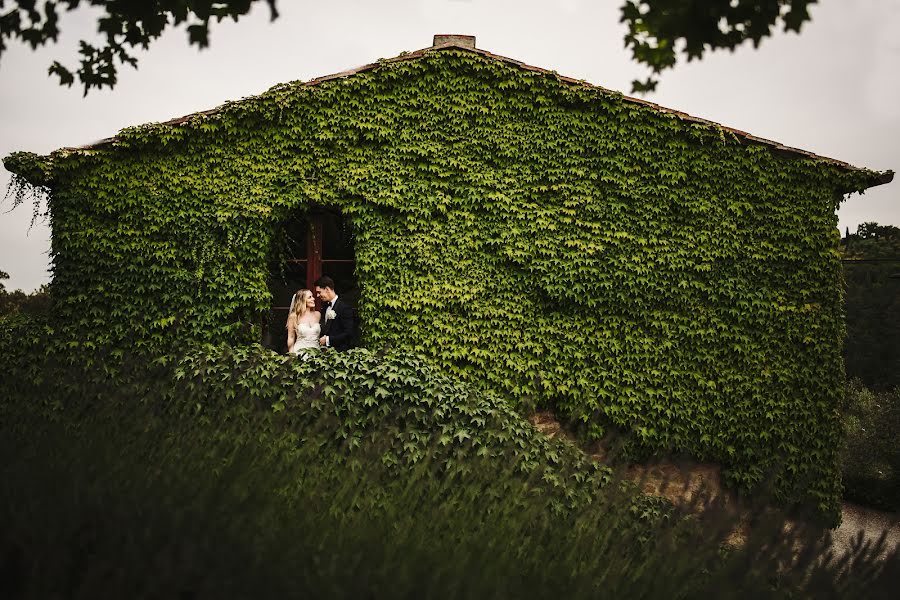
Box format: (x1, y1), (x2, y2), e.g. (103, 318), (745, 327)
(167, 342), (624, 514)
(0, 312), (858, 523)
(0, 313), (620, 516)
(3, 344), (899, 597)
(5, 402), (898, 599)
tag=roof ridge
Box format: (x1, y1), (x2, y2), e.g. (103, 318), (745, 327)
(59, 39), (894, 187)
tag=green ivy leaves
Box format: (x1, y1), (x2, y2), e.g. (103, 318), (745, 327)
(5, 49), (879, 522)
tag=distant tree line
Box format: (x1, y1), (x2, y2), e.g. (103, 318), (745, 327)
(840, 222), (900, 391)
(0, 271), (49, 316)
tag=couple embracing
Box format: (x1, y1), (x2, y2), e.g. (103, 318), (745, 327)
(286, 276), (355, 354)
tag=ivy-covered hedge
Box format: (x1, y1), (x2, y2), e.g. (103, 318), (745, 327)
(4, 48), (884, 520)
(0, 323), (626, 521)
(7, 340), (898, 598)
(169, 343), (620, 513)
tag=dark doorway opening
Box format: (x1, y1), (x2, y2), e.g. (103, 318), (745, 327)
(263, 209), (359, 352)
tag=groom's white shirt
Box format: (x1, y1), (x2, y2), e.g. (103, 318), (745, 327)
(323, 295), (338, 347)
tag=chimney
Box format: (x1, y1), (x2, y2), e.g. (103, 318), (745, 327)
(433, 34), (476, 49)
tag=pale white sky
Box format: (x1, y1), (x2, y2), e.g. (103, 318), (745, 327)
(1, 0), (897, 292)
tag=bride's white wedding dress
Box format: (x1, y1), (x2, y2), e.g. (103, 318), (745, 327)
(291, 321), (321, 354)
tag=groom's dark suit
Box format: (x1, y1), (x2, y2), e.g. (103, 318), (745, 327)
(320, 296), (356, 351)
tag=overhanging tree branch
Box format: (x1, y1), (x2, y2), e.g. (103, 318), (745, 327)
(0, 0), (279, 94)
(621, 0), (817, 93)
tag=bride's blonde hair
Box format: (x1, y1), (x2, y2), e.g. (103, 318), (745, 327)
(286, 288), (313, 329)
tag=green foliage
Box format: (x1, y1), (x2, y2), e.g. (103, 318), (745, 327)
(0, 313), (52, 406)
(2, 151), (53, 188)
(170, 343), (620, 511)
(4, 397), (897, 598)
(841, 379), (900, 512)
(2, 152), (53, 228)
(4, 330), (900, 594)
(0, 332), (617, 513)
(4, 49), (880, 519)
(840, 224), (900, 390)
(0, 0), (279, 94)
(0, 269), (51, 317)
(853, 222), (900, 243)
(843, 222), (900, 260)
(621, 0), (817, 92)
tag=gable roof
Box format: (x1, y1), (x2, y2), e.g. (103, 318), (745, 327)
(65, 34), (893, 188)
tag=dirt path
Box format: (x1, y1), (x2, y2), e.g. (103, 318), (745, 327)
(528, 410), (899, 557)
(832, 502), (899, 558)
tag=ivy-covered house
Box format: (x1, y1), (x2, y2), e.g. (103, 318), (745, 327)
(5, 34), (893, 516)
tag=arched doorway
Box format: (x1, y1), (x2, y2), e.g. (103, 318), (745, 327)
(263, 209), (359, 352)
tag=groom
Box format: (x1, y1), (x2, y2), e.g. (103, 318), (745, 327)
(314, 275), (355, 351)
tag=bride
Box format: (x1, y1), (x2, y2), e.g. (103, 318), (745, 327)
(286, 289), (321, 354)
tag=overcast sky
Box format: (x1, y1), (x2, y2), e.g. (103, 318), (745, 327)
(1, 0), (897, 292)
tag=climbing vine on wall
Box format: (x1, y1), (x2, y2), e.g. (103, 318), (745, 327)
(4, 49), (883, 521)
